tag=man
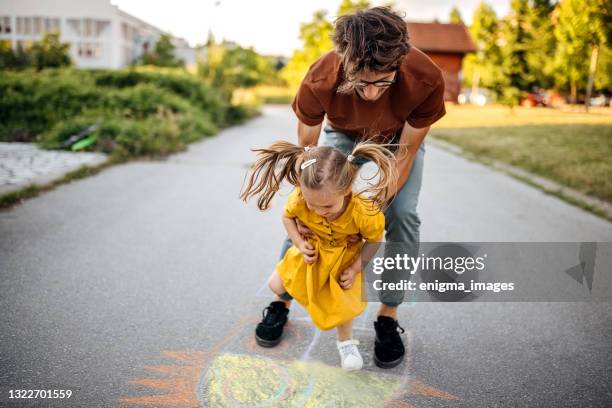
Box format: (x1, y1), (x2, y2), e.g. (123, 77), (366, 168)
(255, 6), (446, 368)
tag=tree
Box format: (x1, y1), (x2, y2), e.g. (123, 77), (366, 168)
(30, 32), (71, 70)
(281, 0), (372, 91)
(198, 39), (276, 101)
(553, 0), (610, 104)
(594, 44), (611, 92)
(449, 6), (465, 25)
(337, 0), (371, 16)
(501, 0), (532, 93)
(0, 41), (30, 70)
(281, 10), (334, 91)
(523, 0), (556, 90)
(137, 34), (184, 67)
(462, 2), (506, 97)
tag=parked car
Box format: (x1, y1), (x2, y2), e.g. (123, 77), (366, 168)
(521, 88), (547, 107)
(587, 94), (610, 107)
(543, 90), (565, 108)
(458, 88), (494, 106)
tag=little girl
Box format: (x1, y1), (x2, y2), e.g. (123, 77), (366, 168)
(240, 140), (397, 371)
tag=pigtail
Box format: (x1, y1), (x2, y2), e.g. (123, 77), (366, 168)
(239, 140), (306, 210)
(349, 141), (398, 211)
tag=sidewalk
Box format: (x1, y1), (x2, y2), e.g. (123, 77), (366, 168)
(0, 142), (108, 196)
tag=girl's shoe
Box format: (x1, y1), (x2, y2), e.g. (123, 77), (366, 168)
(336, 339), (363, 371)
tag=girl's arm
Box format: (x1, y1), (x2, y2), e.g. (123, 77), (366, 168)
(282, 213), (318, 264)
(282, 214), (305, 247)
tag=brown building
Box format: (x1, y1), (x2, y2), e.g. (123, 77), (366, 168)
(406, 22), (477, 103)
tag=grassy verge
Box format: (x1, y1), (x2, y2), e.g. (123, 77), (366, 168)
(430, 105), (612, 205)
(234, 85), (294, 105)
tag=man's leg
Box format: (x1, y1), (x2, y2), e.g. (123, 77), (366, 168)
(374, 140), (426, 368)
(379, 140), (425, 308)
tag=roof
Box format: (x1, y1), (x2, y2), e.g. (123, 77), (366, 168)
(406, 22), (477, 54)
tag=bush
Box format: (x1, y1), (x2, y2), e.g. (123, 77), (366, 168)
(91, 69), (228, 124)
(0, 70), (102, 140)
(0, 33), (71, 71)
(0, 67), (259, 158)
(38, 107), (218, 161)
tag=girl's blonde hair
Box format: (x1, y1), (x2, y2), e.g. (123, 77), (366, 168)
(240, 140), (398, 212)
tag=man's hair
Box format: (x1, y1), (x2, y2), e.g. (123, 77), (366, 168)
(332, 6), (410, 93)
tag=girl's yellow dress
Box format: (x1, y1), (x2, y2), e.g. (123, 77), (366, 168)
(277, 187), (385, 331)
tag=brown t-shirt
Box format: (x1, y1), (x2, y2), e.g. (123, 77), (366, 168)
(291, 47), (446, 140)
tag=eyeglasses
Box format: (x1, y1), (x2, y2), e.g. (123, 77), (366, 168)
(354, 72), (397, 89)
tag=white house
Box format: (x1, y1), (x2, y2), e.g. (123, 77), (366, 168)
(0, 0), (196, 69)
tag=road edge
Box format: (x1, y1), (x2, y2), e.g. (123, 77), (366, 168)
(428, 137), (612, 223)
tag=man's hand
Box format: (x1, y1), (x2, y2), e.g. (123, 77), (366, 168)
(297, 219), (361, 246)
(295, 219), (315, 239)
(346, 233), (363, 247)
(297, 239), (318, 264)
(339, 264), (359, 289)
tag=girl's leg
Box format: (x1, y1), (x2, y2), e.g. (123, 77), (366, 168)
(336, 319), (353, 341)
(255, 269), (292, 348)
(268, 269), (292, 308)
(336, 318), (363, 370)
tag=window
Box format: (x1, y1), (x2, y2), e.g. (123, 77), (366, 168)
(95, 20), (109, 36)
(77, 42), (101, 59)
(67, 18), (80, 35)
(45, 18), (60, 33)
(84, 18), (92, 36)
(33, 17), (41, 34)
(68, 19), (108, 37)
(0, 16), (11, 34)
(15, 17), (59, 35)
(122, 23), (135, 41)
(24, 17), (31, 35)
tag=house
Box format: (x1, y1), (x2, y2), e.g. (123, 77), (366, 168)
(406, 22), (476, 102)
(0, 0), (195, 69)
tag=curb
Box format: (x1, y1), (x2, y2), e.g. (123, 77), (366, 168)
(0, 154), (109, 196)
(0, 157), (114, 210)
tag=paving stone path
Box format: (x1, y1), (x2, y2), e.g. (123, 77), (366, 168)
(0, 142), (108, 195)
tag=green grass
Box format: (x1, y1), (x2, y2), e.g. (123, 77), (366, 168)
(430, 105), (612, 203)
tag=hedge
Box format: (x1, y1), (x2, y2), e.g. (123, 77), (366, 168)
(0, 68), (257, 159)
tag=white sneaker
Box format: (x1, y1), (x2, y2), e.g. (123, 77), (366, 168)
(336, 339), (363, 371)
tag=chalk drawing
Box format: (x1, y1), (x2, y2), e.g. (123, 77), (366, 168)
(120, 317), (461, 407)
(119, 276), (454, 406)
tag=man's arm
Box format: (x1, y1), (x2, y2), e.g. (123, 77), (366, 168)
(297, 120), (323, 147)
(392, 121), (430, 196)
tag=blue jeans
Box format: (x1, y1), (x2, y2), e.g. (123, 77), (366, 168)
(278, 125), (426, 307)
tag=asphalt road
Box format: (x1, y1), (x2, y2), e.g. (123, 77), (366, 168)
(1, 106), (611, 407)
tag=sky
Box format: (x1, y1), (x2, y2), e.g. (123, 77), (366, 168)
(111, 0), (511, 56)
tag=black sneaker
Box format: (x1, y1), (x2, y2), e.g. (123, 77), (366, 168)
(373, 316), (406, 368)
(255, 301), (289, 347)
